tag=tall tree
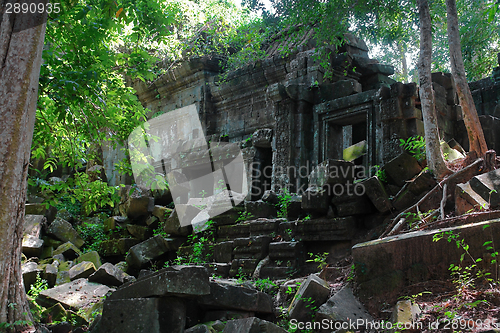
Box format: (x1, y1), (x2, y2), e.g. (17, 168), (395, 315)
(417, 0), (452, 179)
(0, 3), (48, 332)
(446, 0), (488, 156)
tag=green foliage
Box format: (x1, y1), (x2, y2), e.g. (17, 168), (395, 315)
(253, 278), (278, 294)
(399, 135), (426, 161)
(28, 273), (48, 299)
(235, 211), (254, 223)
(347, 264), (356, 282)
(77, 220), (108, 253)
(433, 229), (494, 295)
(30, 173), (120, 216)
(174, 220), (215, 265)
(371, 165), (388, 183)
(306, 252), (329, 270)
(276, 189), (292, 219)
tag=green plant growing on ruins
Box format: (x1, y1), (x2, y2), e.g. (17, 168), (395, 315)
(153, 219), (168, 238)
(77, 221), (108, 253)
(236, 211), (254, 223)
(371, 165), (388, 183)
(27, 273), (48, 323)
(433, 230), (493, 299)
(254, 278), (278, 294)
(32, 172), (121, 216)
(347, 264), (356, 282)
(175, 220), (215, 265)
(306, 252), (329, 270)
(277, 189), (293, 218)
(399, 135), (426, 162)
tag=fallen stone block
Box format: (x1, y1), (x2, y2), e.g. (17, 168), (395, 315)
(244, 200), (277, 219)
(108, 265), (210, 299)
(53, 242), (81, 260)
(125, 224), (152, 241)
(69, 261), (96, 280)
(25, 204), (46, 215)
(125, 235), (184, 269)
(97, 297), (185, 333)
(37, 278), (113, 310)
(333, 195), (375, 216)
(199, 280), (273, 313)
(119, 187), (154, 219)
(455, 182), (489, 215)
(222, 317), (287, 333)
(22, 235), (44, 258)
(286, 195), (305, 219)
(100, 238), (140, 257)
(24, 214), (45, 237)
(55, 209), (75, 224)
(384, 153), (422, 187)
(43, 263), (58, 287)
(88, 263), (127, 287)
(316, 286), (373, 324)
(352, 219), (500, 311)
(360, 176), (392, 213)
(47, 218), (84, 248)
(163, 208), (192, 235)
(343, 140), (367, 162)
(22, 261), (43, 291)
(104, 216), (130, 232)
(301, 188), (330, 216)
(152, 205), (173, 222)
(76, 251), (102, 269)
(288, 274), (330, 322)
(391, 299), (421, 326)
(469, 168), (500, 208)
(203, 310), (254, 323)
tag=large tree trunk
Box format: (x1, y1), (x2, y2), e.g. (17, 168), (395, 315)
(446, 0), (488, 156)
(0, 4), (47, 332)
(417, 0), (452, 179)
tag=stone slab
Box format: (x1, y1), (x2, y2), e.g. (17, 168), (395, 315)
(47, 218), (84, 248)
(108, 265), (210, 299)
(316, 285), (373, 323)
(198, 280), (273, 313)
(37, 278), (113, 310)
(352, 219), (500, 309)
(288, 274), (330, 322)
(223, 317), (287, 333)
(125, 235), (183, 269)
(97, 297), (186, 333)
(469, 169), (500, 208)
(384, 153), (422, 187)
(360, 176), (392, 213)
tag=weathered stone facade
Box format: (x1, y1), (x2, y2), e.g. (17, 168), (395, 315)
(130, 32), (432, 198)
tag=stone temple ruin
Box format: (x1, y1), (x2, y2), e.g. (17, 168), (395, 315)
(23, 29), (500, 332)
(126, 29), (500, 200)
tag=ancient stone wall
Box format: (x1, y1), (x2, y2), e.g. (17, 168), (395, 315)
(129, 33), (433, 197)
